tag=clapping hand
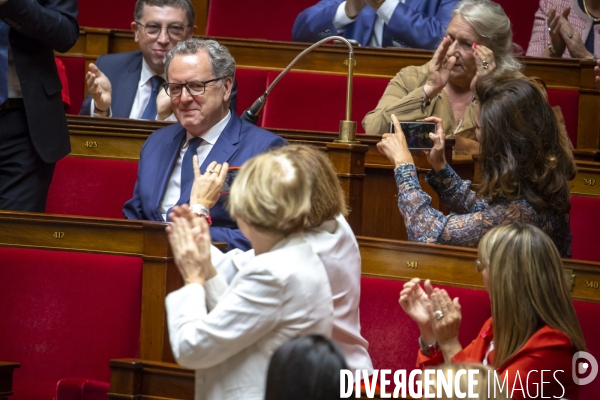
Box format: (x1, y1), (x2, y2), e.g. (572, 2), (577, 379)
(428, 288), (463, 362)
(86, 63), (112, 114)
(166, 205), (216, 286)
(547, 7), (569, 57)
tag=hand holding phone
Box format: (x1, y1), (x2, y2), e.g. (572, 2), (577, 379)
(389, 121), (436, 150)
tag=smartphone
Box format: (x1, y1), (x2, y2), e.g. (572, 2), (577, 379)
(221, 167), (240, 195)
(389, 121), (436, 150)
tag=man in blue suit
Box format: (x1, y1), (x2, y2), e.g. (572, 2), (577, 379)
(124, 38), (286, 251)
(292, 0), (458, 49)
(80, 0), (237, 119)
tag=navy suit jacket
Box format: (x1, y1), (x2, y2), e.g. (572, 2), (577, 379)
(79, 50), (238, 118)
(123, 112), (287, 251)
(292, 0), (457, 49)
(0, 0), (79, 163)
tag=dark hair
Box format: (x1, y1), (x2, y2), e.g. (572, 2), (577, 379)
(265, 335), (348, 400)
(475, 73), (576, 213)
(134, 0), (195, 26)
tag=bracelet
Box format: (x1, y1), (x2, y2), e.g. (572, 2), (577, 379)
(190, 204), (213, 225)
(94, 105), (109, 115)
(419, 336), (439, 357)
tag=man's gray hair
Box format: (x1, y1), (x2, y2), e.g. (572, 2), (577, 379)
(453, 0), (522, 73)
(134, 0), (195, 27)
(164, 38), (236, 81)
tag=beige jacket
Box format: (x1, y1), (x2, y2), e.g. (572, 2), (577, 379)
(362, 62), (480, 154)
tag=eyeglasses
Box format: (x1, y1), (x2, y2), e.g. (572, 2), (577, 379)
(163, 78), (226, 97)
(135, 22), (190, 40)
(474, 258), (486, 273)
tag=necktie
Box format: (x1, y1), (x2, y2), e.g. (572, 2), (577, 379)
(0, 21), (10, 105)
(166, 137), (202, 221)
(140, 75), (164, 120)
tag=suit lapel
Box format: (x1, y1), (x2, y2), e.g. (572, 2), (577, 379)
(151, 125), (186, 221)
(176, 115), (242, 205)
(199, 114), (242, 171)
(360, 8), (377, 47)
(112, 53), (142, 118)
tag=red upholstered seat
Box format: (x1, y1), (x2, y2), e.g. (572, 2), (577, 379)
(77, 0), (135, 30)
(0, 247), (142, 400)
(261, 71), (388, 133)
(206, 0), (316, 42)
(46, 158), (138, 219)
(547, 89), (579, 148)
(56, 57), (86, 115)
(234, 68), (269, 126)
(55, 378), (110, 400)
(360, 276), (490, 371)
(571, 196), (600, 262)
(495, 0), (537, 51)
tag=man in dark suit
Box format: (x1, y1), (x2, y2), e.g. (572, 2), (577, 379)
(0, 0), (78, 212)
(124, 38), (285, 251)
(80, 0), (239, 120)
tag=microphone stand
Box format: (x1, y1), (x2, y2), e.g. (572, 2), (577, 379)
(240, 36), (358, 142)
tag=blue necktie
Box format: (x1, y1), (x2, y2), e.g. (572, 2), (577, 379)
(140, 75), (164, 120)
(166, 137), (202, 221)
(0, 21), (10, 105)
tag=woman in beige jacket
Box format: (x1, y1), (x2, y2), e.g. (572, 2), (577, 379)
(363, 0), (522, 155)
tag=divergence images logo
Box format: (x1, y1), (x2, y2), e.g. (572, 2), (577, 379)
(572, 351), (598, 386)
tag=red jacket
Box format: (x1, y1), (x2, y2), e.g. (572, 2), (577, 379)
(416, 318), (578, 399)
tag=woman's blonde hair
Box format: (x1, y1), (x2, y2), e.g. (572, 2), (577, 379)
(228, 152), (311, 236)
(271, 145), (347, 228)
(453, 0), (521, 73)
(434, 364), (509, 399)
(479, 223), (586, 368)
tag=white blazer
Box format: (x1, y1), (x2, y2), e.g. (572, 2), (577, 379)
(212, 215), (373, 373)
(166, 234), (333, 400)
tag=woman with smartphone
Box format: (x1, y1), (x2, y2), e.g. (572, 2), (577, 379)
(376, 73), (576, 257)
(363, 0), (522, 155)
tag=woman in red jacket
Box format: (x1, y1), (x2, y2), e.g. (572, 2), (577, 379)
(399, 222), (587, 399)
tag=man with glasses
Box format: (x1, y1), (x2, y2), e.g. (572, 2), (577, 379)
(80, 0), (236, 120)
(124, 38), (285, 251)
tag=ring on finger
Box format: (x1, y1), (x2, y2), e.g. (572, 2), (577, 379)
(482, 60), (489, 69)
(207, 170), (216, 174)
(434, 310), (444, 320)
(548, 26), (552, 32)
(567, 32), (573, 39)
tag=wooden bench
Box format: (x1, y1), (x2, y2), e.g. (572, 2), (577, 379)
(59, 29), (600, 148)
(106, 237), (600, 399)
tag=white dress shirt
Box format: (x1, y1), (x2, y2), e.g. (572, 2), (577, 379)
(333, 0), (403, 47)
(159, 110), (232, 221)
(89, 57), (171, 119)
(210, 214), (374, 373)
(166, 234), (334, 400)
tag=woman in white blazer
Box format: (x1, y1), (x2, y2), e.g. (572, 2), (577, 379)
(206, 145), (373, 374)
(165, 152), (334, 400)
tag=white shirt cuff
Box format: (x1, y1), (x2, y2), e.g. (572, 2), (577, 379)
(90, 99), (112, 117)
(377, 0), (400, 25)
(333, 1), (355, 31)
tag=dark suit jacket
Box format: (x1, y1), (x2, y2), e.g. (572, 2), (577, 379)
(79, 50), (239, 118)
(0, 0), (79, 163)
(292, 0), (457, 49)
(123, 112), (286, 251)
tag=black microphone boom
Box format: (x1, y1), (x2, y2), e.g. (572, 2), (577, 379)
(239, 36), (356, 143)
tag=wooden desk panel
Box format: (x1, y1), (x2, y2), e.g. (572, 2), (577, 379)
(571, 160), (600, 198)
(0, 362), (19, 400)
(357, 236), (600, 303)
(0, 211), (177, 363)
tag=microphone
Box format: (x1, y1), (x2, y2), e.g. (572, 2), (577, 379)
(240, 36), (357, 142)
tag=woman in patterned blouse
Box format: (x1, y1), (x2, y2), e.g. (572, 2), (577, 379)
(376, 73), (576, 257)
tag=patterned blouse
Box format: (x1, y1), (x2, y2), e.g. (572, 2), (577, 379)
(395, 164), (572, 257)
